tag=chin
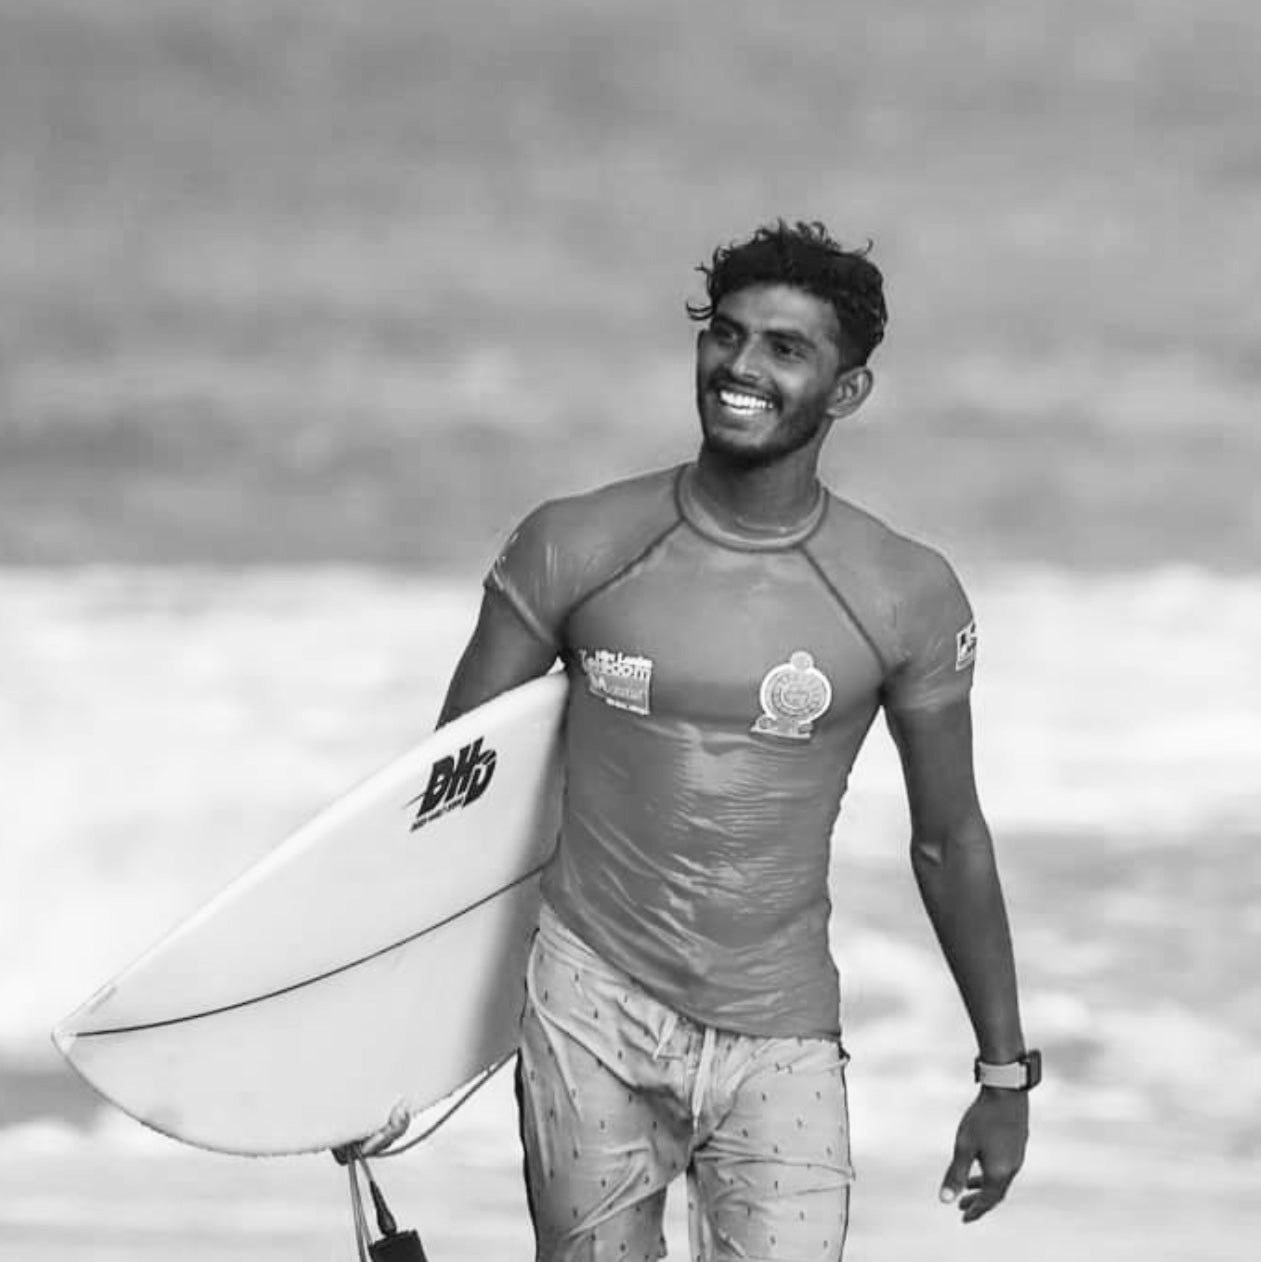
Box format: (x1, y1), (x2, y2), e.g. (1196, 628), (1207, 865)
(699, 432), (776, 466)
(699, 405), (763, 456)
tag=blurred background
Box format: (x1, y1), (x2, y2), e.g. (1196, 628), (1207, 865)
(1, 0), (1258, 1258)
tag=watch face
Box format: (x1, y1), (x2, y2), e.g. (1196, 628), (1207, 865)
(1023, 1049), (1043, 1089)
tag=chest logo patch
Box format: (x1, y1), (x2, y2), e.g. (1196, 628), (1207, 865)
(578, 648), (654, 716)
(753, 650), (833, 741)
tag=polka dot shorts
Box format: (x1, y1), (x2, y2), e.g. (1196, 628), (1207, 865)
(514, 902), (854, 1261)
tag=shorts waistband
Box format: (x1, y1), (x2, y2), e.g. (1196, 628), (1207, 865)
(536, 898), (628, 982)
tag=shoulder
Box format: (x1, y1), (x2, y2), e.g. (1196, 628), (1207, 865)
(809, 491), (973, 682)
(814, 491), (967, 605)
(522, 465), (682, 541)
(487, 467), (684, 635)
(504, 465), (684, 569)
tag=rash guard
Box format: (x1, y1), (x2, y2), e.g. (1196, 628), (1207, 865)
(486, 463), (976, 1038)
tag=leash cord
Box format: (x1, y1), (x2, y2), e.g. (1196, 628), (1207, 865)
(375, 1052), (514, 1158)
(348, 1158), (371, 1261)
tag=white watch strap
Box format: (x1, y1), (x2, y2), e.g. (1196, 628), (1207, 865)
(975, 1058), (1028, 1089)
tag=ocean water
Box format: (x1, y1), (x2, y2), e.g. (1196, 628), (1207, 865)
(1, 565), (1257, 1259)
(5, 0), (1261, 573)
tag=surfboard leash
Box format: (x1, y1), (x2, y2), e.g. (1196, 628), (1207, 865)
(341, 1052), (514, 1256)
(348, 1152), (428, 1261)
(373, 1051), (515, 1159)
(348, 1157), (371, 1262)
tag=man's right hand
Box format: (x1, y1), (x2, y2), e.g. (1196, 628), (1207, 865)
(331, 1102), (411, 1164)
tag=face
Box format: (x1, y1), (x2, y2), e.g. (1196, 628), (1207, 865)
(694, 283), (869, 465)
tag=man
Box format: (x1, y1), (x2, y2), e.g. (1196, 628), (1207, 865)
(354, 220), (1035, 1260)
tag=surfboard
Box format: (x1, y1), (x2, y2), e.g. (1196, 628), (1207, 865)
(52, 673), (568, 1157)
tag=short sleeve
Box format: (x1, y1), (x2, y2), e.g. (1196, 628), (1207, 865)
(483, 503), (573, 649)
(882, 549), (977, 713)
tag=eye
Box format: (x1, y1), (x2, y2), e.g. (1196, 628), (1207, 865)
(770, 338), (804, 360)
(708, 322), (739, 346)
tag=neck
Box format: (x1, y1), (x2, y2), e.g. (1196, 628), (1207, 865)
(692, 446), (823, 533)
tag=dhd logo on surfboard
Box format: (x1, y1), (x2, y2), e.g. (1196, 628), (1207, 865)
(408, 737), (497, 831)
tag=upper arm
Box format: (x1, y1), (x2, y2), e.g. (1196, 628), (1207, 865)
(437, 588), (558, 727)
(879, 547), (986, 844)
(880, 546), (976, 713)
(884, 696), (983, 845)
(436, 498), (578, 726)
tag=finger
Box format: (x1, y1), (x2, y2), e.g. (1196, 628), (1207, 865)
(963, 1192), (1005, 1224)
(382, 1102), (411, 1140)
(360, 1107), (412, 1155)
(959, 1177), (1013, 1223)
(959, 1192), (994, 1220)
(360, 1130), (399, 1157)
(939, 1147), (975, 1203)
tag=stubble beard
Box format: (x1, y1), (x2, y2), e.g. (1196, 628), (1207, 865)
(696, 381), (830, 470)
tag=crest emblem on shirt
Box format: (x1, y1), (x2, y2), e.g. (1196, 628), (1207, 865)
(752, 650), (832, 741)
(578, 648), (654, 716)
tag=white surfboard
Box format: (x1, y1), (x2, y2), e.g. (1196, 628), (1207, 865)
(52, 673), (568, 1157)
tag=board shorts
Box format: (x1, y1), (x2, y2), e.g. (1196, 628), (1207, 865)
(516, 901), (855, 1262)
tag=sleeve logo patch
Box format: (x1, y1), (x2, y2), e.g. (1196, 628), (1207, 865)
(955, 620), (978, 671)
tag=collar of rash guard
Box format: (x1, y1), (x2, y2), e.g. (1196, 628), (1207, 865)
(676, 464), (827, 552)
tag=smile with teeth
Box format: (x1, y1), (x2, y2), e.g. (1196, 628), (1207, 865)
(717, 387), (775, 414)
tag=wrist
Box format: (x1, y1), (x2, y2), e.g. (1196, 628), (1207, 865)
(973, 1048), (1041, 1091)
(979, 1083), (1030, 1106)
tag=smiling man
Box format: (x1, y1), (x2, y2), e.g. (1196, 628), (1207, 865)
(355, 221), (1036, 1260)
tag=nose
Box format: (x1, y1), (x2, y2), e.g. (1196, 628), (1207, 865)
(727, 339), (764, 383)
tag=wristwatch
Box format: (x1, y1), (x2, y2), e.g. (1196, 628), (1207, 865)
(974, 1049), (1042, 1091)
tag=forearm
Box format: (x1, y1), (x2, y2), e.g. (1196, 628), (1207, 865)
(436, 658), (480, 728)
(911, 819), (1025, 1063)
(436, 651), (525, 728)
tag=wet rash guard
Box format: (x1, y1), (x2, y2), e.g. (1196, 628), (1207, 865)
(486, 464), (977, 1038)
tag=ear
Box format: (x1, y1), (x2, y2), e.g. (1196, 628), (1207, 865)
(826, 366), (874, 420)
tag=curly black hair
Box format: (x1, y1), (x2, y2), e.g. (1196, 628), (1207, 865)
(687, 220), (888, 365)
